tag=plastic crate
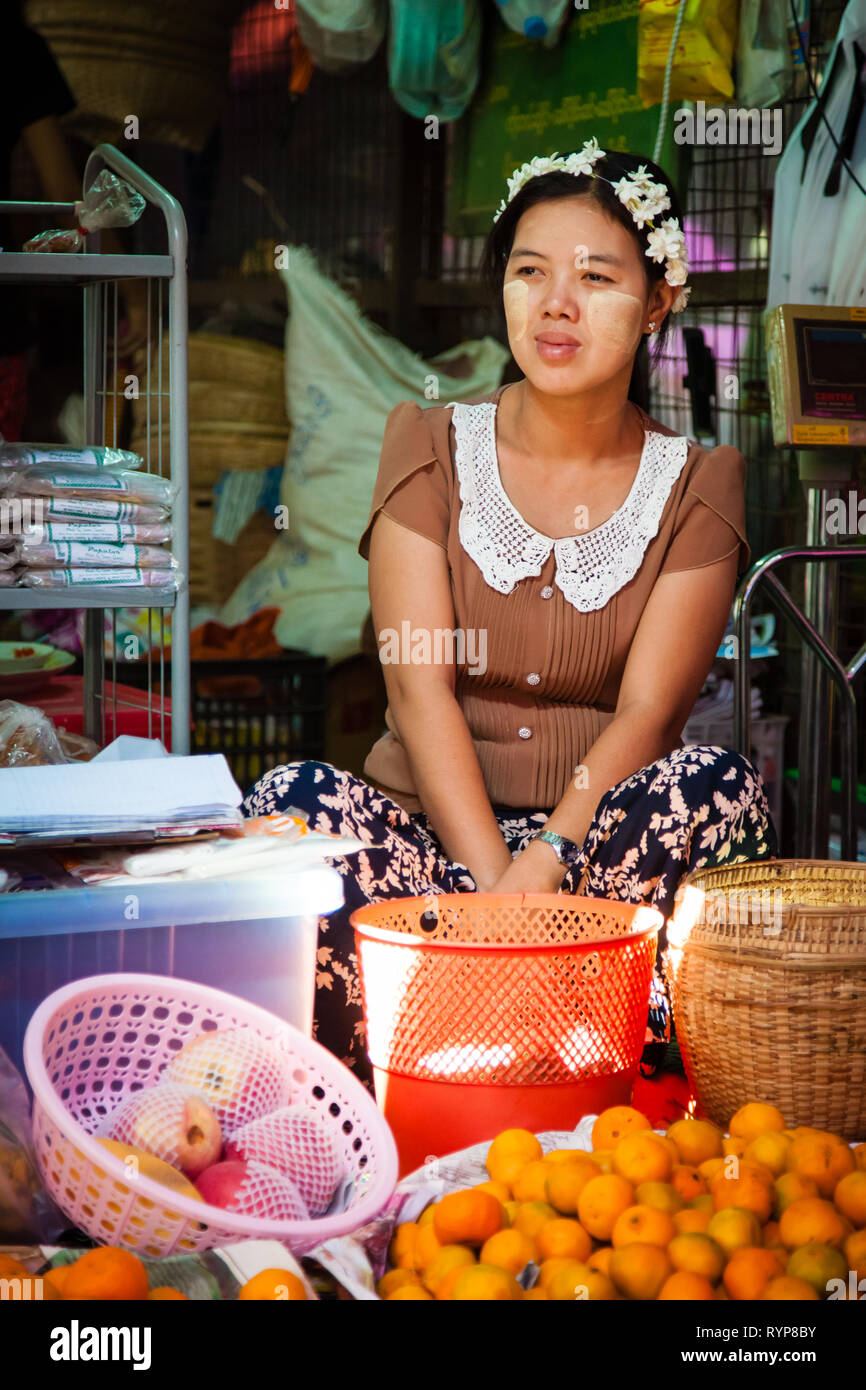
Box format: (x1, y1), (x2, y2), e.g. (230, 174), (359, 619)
(0, 867), (342, 1077)
(122, 653), (327, 790)
(681, 713), (788, 840)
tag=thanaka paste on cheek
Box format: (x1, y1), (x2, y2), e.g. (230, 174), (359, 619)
(585, 289), (644, 349)
(503, 278), (529, 342)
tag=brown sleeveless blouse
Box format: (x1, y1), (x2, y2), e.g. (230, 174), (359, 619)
(358, 384), (749, 811)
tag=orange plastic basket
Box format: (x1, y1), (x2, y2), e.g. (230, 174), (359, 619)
(352, 894), (662, 1174)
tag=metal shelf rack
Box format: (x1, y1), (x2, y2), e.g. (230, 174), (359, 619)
(0, 144), (189, 753)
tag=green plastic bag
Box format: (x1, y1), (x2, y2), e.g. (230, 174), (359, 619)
(388, 0), (481, 121)
(295, 0), (386, 74)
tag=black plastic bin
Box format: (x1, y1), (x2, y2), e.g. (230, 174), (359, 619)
(122, 652), (327, 791)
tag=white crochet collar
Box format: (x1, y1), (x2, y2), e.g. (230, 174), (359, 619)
(449, 397), (691, 612)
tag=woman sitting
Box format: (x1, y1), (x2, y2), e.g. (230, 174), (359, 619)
(245, 140), (777, 1087)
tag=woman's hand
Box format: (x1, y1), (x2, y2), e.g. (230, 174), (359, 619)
(487, 838), (569, 895)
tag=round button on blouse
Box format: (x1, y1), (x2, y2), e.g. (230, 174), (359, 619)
(518, 726), (532, 740)
(540, 586), (554, 599)
(526, 673), (540, 686)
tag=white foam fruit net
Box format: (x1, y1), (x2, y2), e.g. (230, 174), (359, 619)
(95, 1080), (221, 1175)
(221, 1159), (310, 1220)
(225, 1107), (346, 1216)
(164, 1027), (291, 1134)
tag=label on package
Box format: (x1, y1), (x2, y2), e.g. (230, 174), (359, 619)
(792, 424), (850, 445)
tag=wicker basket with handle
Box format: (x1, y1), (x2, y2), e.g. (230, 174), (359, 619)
(26, 0), (245, 153)
(665, 859), (866, 1140)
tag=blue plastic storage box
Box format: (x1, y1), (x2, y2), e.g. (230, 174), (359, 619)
(0, 866), (343, 1075)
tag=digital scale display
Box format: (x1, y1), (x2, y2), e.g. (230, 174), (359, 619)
(797, 320), (866, 418)
(764, 304), (866, 446)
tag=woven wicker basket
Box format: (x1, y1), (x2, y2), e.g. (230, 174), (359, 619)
(187, 334), (286, 395)
(26, 0), (244, 152)
(136, 334), (286, 398)
(666, 859), (866, 1139)
(187, 381), (287, 431)
(130, 426), (288, 489)
(131, 333), (289, 486)
(189, 488), (276, 605)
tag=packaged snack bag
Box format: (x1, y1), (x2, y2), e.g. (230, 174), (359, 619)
(19, 495), (168, 523)
(20, 567), (178, 590)
(21, 519), (171, 545)
(3, 466), (173, 506)
(17, 539), (173, 569)
(0, 443), (141, 470)
(638, 0), (738, 106)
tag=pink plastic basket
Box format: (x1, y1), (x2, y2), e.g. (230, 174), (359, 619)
(23, 974), (398, 1257)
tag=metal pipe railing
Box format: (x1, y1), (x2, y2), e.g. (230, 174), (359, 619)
(733, 546), (866, 861)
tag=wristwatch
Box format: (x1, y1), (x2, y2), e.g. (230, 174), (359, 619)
(532, 828), (583, 866)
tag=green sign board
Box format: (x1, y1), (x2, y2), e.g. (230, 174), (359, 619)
(448, 2), (687, 237)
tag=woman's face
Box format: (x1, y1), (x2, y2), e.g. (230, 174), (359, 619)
(503, 195), (665, 397)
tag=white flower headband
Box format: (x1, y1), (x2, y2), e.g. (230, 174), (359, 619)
(494, 138), (692, 315)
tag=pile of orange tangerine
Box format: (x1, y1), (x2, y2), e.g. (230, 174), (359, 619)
(0, 1246), (307, 1301)
(381, 1103), (866, 1301)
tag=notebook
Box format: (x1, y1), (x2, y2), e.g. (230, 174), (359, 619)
(0, 754), (243, 837)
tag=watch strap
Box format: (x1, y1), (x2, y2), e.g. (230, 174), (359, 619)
(534, 828), (582, 866)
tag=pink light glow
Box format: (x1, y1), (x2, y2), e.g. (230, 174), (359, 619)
(683, 216), (737, 275)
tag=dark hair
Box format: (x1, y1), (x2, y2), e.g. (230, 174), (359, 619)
(479, 150), (684, 413)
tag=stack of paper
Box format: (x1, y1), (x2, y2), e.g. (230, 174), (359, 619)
(0, 754), (243, 837)
(120, 829), (366, 882)
(39, 812), (366, 887)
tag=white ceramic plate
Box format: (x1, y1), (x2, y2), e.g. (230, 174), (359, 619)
(0, 643), (75, 693)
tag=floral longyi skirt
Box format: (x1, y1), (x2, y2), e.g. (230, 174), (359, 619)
(244, 744), (778, 1090)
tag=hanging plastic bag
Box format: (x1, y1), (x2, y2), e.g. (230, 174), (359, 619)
(388, 0), (482, 121)
(736, 0), (795, 107)
(23, 169), (146, 254)
(494, 0), (571, 47)
(638, 0), (740, 107)
(295, 0), (386, 74)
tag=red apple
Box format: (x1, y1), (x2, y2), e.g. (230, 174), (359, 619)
(225, 1107), (345, 1216)
(99, 1082), (222, 1178)
(164, 1028), (290, 1133)
(194, 1160), (309, 1221)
